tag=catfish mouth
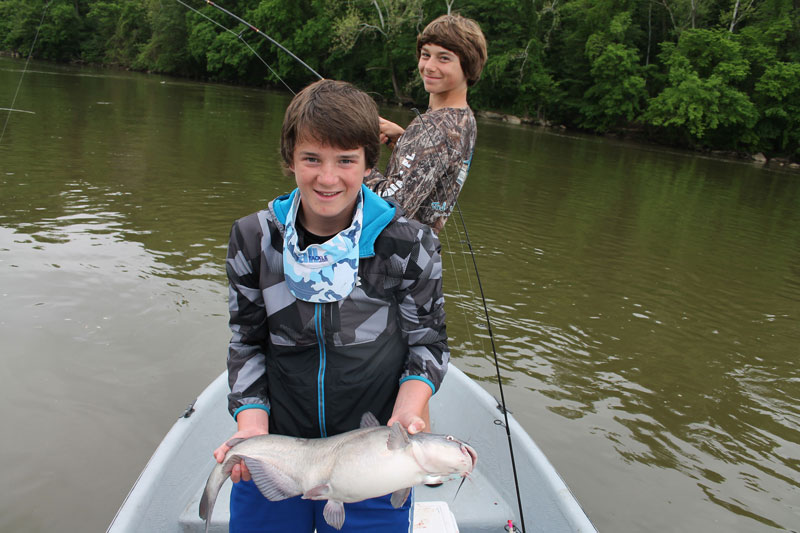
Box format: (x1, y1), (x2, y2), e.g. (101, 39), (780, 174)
(461, 444), (478, 473)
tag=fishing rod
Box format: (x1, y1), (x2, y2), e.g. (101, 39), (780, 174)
(412, 108), (527, 533)
(176, 1), (526, 530)
(0, 1), (51, 145)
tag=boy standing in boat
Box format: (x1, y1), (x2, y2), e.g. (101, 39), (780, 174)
(213, 79), (449, 532)
(365, 13), (487, 234)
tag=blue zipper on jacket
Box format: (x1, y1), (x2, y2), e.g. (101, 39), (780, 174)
(314, 303), (327, 437)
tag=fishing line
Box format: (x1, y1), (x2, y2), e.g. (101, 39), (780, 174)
(0, 0), (51, 146)
(177, 2), (486, 376)
(201, 0), (323, 81)
(174, 0), (296, 94)
(174, 2), (526, 529)
(407, 108), (485, 358)
(399, 115), (485, 380)
(411, 108), (528, 533)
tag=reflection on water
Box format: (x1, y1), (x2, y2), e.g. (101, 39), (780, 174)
(439, 123), (800, 530)
(2, 57), (799, 532)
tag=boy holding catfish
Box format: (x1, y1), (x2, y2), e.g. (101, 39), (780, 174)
(213, 79), (449, 531)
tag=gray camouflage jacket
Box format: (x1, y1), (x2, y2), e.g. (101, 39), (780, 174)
(225, 185), (449, 438)
(365, 106), (477, 233)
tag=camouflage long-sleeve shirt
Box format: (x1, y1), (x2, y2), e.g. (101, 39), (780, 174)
(365, 106), (477, 234)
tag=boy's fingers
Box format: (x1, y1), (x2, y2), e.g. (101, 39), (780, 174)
(387, 415), (425, 434)
(213, 444), (229, 463)
(408, 418), (426, 434)
(230, 461), (251, 483)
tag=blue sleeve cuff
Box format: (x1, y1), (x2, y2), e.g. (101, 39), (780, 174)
(399, 375), (436, 395)
(233, 404), (270, 421)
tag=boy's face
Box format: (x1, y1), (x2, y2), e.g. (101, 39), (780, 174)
(418, 43), (467, 96)
(290, 137), (370, 236)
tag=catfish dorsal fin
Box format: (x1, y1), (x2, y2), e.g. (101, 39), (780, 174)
(360, 412), (380, 428)
(387, 422), (410, 450)
(225, 437), (247, 448)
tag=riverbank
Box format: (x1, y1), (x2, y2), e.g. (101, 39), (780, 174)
(475, 109), (800, 170)
(3, 50), (798, 170)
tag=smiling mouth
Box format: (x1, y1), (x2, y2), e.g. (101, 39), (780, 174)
(317, 191), (340, 198)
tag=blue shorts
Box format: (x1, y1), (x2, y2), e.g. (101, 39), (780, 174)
(230, 480), (414, 532)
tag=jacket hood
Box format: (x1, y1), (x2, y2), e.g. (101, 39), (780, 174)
(271, 184), (396, 258)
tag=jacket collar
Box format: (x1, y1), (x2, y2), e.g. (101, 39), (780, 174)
(271, 184), (395, 258)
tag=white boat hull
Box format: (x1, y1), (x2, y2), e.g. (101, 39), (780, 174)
(108, 365), (596, 532)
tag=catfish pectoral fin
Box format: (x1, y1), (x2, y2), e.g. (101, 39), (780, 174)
(243, 457), (302, 501)
(390, 487), (411, 508)
(323, 499), (346, 530)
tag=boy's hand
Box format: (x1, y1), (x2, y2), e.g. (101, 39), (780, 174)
(379, 117), (405, 147)
(388, 413), (426, 434)
(213, 427), (268, 482)
(213, 409), (269, 483)
(389, 379), (433, 435)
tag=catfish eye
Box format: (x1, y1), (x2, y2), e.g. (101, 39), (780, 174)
(446, 435), (455, 441)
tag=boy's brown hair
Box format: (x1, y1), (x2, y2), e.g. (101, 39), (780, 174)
(281, 79), (380, 170)
(416, 14), (488, 87)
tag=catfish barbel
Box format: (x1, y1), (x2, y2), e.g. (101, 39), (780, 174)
(199, 412), (477, 531)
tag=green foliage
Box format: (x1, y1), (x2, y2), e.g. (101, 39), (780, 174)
(33, 0), (84, 62)
(134, 0), (192, 75)
(581, 42), (647, 132)
(82, 0), (149, 65)
(753, 62), (800, 154)
(644, 30), (758, 147)
(463, 0), (561, 119)
(331, 0), (424, 101)
(82, 1), (120, 63)
(0, 0), (798, 159)
(578, 12), (648, 131)
(0, 0), (43, 56)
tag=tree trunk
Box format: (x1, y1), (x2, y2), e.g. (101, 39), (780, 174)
(729, 0), (741, 32)
(658, 0), (678, 34)
(646, 2), (652, 66)
(386, 53), (408, 104)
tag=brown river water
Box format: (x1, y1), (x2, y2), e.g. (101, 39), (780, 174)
(1, 57), (798, 532)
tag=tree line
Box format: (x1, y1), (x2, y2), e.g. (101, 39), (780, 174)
(2, 0), (798, 161)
